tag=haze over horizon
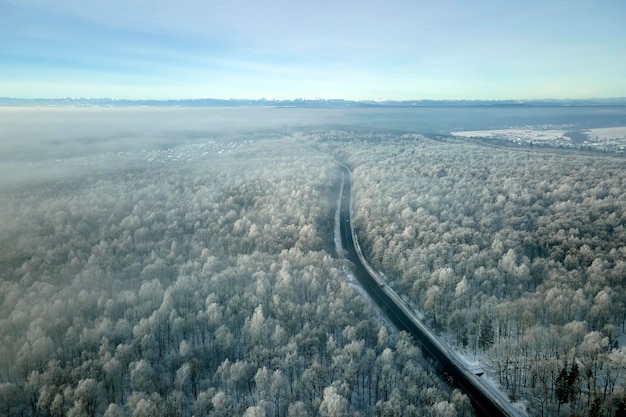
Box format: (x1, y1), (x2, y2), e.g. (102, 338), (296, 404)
(2, 0), (626, 101)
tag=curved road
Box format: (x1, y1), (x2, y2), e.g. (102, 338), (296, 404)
(336, 162), (524, 417)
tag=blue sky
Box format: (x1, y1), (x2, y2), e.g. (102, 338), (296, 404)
(1, 0), (625, 100)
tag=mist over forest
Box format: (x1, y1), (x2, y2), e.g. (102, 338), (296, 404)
(1, 106), (625, 417)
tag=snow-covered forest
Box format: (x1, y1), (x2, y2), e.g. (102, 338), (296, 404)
(315, 130), (626, 417)
(0, 137), (467, 417)
(2, 102), (626, 417)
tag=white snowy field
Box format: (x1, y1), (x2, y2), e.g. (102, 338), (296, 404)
(452, 128), (567, 142)
(452, 126), (626, 152)
(586, 126), (626, 140)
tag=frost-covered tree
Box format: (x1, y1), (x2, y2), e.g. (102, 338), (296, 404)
(315, 129), (626, 415)
(0, 132), (469, 417)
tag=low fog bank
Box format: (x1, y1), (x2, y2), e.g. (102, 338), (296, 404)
(3, 105), (624, 164)
(0, 107), (349, 189)
(0, 107), (334, 162)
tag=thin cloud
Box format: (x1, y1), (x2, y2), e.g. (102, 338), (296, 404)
(2, 0), (625, 99)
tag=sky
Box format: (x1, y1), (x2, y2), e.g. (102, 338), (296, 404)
(1, 0), (625, 100)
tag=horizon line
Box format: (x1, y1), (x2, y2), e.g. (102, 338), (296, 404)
(2, 96), (626, 106)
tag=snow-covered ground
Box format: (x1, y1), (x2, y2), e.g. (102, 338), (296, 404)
(334, 170), (345, 257)
(452, 128), (568, 143)
(586, 126), (626, 140)
(452, 127), (626, 152)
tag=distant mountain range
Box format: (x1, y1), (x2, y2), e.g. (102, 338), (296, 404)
(1, 97), (626, 107)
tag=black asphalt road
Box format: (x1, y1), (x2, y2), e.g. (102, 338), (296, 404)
(337, 163), (519, 417)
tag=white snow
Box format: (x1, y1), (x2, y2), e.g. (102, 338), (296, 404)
(334, 171), (345, 256)
(452, 128), (567, 142)
(586, 126), (626, 140)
